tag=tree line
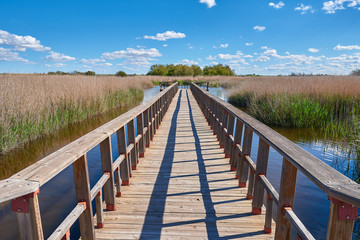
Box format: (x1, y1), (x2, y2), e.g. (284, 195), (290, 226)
(147, 64), (235, 76)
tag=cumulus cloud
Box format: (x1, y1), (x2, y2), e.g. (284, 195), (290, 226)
(0, 29), (50, 52)
(45, 51), (76, 62)
(101, 48), (161, 66)
(308, 48), (319, 53)
(177, 59), (199, 65)
(220, 43), (229, 48)
(333, 44), (360, 50)
(0, 47), (28, 62)
(254, 26), (266, 32)
(163, 44), (168, 47)
(269, 1), (285, 9)
(295, 3), (314, 14)
(79, 58), (112, 66)
(199, 0), (216, 8)
(323, 0), (360, 14)
(245, 43), (253, 46)
(143, 31), (186, 41)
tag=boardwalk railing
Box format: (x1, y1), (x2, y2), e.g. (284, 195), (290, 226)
(191, 83), (360, 240)
(0, 83), (178, 240)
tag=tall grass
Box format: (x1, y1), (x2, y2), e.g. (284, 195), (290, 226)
(0, 74), (153, 153)
(227, 76), (360, 159)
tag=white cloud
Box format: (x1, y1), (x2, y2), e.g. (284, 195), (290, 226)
(177, 59), (199, 65)
(163, 44), (168, 47)
(143, 31), (186, 41)
(308, 48), (319, 53)
(220, 43), (229, 48)
(0, 47), (28, 62)
(45, 63), (66, 68)
(333, 44), (360, 50)
(261, 46), (269, 50)
(295, 4), (315, 14)
(269, 1), (285, 9)
(101, 48), (161, 67)
(45, 51), (75, 62)
(79, 58), (112, 66)
(101, 48), (161, 60)
(254, 26), (266, 32)
(245, 43), (253, 46)
(323, 0), (360, 14)
(199, 0), (216, 8)
(0, 29), (51, 52)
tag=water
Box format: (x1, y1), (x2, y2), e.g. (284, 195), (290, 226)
(0, 85), (359, 239)
(0, 86), (159, 240)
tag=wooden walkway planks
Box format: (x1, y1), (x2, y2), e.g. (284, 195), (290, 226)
(94, 89), (274, 239)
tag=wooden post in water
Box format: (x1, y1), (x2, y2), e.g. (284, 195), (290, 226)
(117, 126), (130, 186)
(237, 126), (253, 188)
(100, 137), (116, 211)
(12, 190), (44, 240)
(252, 138), (270, 214)
(275, 158), (297, 239)
(72, 155), (95, 240)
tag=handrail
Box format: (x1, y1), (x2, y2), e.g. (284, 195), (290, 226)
(0, 82), (178, 239)
(190, 83), (359, 239)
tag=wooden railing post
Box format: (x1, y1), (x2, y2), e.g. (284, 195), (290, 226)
(232, 119), (243, 175)
(252, 138), (270, 214)
(127, 119), (138, 170)
(326, 198), (357, 240)
(12, 189), (44, 240)
(219, 107), (227, 148)
(144, 109), (150, 148)
(100, 137), (116, 211)
(149, 105), (154, 141)
(117, 126), (130, 186)
(95, 189), (104, 228)
(225, 114), (235, 160)
(114, 168), (122, 197)
(275, 158), (297, 239)
(72, 155), (95, 239)
(137, 113), (145, 158)
(237, 126), (253, 188)
(264, 193), (273, 233)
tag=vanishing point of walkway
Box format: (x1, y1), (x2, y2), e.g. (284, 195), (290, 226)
(94, 89), (274, 239)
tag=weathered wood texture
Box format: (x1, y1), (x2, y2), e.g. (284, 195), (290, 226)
(94, 90), (274, 239)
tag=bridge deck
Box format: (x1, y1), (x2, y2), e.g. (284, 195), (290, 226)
(94, 89), (274, 239)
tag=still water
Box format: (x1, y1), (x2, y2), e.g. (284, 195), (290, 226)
(0, 85), (358, 239)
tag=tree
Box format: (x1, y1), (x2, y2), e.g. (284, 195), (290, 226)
(84, 71), (96, 76)
(191, 65), (203, 76)
(351, 69), (360, 76)
(116, 71), (127, 77)
(203, 64), (235, 76)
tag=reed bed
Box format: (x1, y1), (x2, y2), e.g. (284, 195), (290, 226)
(0, 74), (153, 153)
(226, 76), (360, 159)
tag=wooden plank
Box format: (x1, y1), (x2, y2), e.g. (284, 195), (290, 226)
(0, 179), (39, 203)
(285, 208), (315, 240)
(48, 204), (85, 240)
(72, 155), (95, 240)
(90, 174), (110, 200)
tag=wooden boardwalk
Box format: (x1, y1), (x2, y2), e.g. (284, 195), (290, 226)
(95, 89), (274, 239)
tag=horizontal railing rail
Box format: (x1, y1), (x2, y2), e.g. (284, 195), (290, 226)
(190, 83), (359, 240)
(0, 83), (178, 240)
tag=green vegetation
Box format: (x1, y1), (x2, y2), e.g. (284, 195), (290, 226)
(116, 71), (127, 77)
(147, 64), (235, 77)
(0, 88), (143, 154)
(351, 69), (360, 76)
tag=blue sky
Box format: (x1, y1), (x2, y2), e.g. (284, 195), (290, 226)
(0, 0), (359, 75)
